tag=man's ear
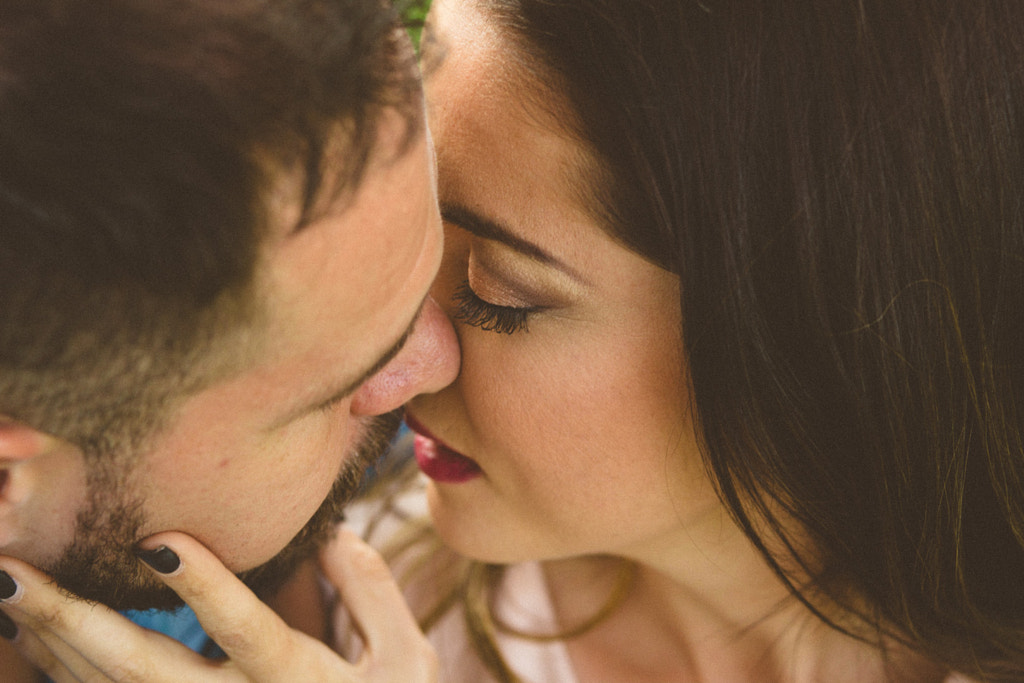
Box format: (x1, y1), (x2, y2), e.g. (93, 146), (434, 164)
(0, 417), (61, 548)
(0, 417), (53, 463)
(0, 418), (85, 556)
(0, 416), (58, 510)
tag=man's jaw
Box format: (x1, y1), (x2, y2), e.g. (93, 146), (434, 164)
(46, 408), (404, 612)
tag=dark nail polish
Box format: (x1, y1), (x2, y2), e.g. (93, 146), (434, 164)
(0, 571), (17, 601)
(0, 610), (16, 640)
(134, 545), (181, 574)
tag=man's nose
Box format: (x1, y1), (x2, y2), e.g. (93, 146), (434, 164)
(350, 296), (460, 416)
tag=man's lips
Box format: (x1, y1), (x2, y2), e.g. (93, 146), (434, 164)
(404, 414), (483, 483)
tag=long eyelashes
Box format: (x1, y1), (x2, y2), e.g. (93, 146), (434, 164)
(451, 280), (536, 334)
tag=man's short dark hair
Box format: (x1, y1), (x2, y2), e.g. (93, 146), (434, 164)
(0, 0), (421, 457)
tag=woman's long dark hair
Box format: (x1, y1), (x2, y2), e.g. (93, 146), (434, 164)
(487, 1), (1024, 679)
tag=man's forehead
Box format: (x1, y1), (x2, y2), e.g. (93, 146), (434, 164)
(262, 108), (428, 244)
(241, 107), (436, 429)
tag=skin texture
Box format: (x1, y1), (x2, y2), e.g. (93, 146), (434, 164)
(400, 1), (949, 681)
(0, 1), (971, 681)
(0, 103), (459, 611)
(0, 530), (441, 682)
(0, 98), (455, 683)
(409, 0), (707, 576)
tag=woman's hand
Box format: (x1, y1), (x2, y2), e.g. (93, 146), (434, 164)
(0, 528), (438, 682)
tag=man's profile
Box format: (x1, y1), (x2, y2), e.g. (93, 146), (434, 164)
(0, 0), (457, 617)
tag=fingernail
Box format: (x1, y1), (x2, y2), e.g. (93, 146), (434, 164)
(133, 545), (181, 574)
(0, 571), (18, 601)
(0, 610), (16, 640)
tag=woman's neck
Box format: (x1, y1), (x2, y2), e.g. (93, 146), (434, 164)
(540, 510), (946, 683)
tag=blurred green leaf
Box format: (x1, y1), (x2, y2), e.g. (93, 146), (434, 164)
(401, 0), (432, 50)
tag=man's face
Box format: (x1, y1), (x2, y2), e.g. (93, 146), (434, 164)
(27, 107), (459, 610)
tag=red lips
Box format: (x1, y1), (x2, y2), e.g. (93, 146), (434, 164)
(404, 414), (483, 483)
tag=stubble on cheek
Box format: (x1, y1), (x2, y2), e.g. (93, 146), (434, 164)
(44, 409), (405, 612)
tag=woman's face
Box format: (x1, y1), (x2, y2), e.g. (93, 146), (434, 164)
(407, 0), (721, 565)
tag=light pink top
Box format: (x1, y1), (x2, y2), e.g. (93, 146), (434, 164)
(427, 560), (577, 682)
(343, 474), (976, 683)
(425, 559), (975, 683)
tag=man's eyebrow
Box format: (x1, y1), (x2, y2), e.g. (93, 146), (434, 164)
(440, 202), (587, 283)
(272, 298), (425, 429)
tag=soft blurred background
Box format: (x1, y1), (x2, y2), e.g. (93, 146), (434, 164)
(402, 0), (432, 49)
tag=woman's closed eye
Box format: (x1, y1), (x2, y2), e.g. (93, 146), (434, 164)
(451, 280), (540, 335)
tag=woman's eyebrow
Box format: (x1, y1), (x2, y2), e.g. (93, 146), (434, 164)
(440, 202), (587, 284)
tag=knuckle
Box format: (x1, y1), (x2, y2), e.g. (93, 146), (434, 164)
(102, 665), (145, 683)
(208, 623), (255, 658)
(26, 584), (92, 633)
(27, 602), (70, 632)
(211, 615), (277, 662)
(99, 650), (157, 683)
(196, 596), (273, 659)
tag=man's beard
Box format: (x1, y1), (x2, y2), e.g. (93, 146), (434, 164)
(46, 409), (404, 612)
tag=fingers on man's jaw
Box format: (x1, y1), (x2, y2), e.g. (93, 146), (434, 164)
(0, 558), (114, 680)
(0, 557), (87, 635)
(0, 565), (21, 640)
(134, 545), (183, 576)
(131, 531), (297, 671)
